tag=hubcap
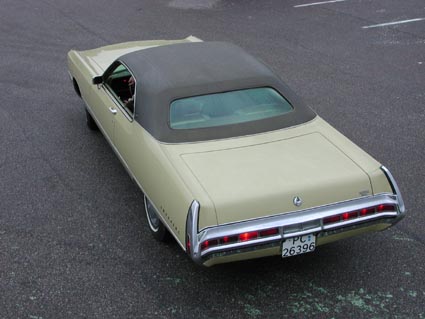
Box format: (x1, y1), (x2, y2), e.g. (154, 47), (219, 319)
(144, 196), (160, 232)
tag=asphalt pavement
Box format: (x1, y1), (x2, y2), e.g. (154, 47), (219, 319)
(0, 0), (424, 318)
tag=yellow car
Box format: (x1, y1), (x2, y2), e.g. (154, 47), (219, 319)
(67, 36), (405, 266)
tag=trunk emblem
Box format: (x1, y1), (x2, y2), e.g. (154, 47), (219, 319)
(293, 196), (303, 207)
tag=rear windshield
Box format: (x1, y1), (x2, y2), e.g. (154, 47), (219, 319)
(169, 87), (293, 130)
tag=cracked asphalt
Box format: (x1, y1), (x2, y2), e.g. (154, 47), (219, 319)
(0, 0), (424, 318)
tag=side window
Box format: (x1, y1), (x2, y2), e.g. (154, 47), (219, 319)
(104, 63), (136, 116)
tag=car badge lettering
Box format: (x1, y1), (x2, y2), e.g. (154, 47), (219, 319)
(293, 196), (303, 207)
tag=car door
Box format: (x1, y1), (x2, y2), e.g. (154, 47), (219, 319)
(97, 62), (139, 169)
(112, 69), (140, 174)
(91, 62), (134, 143)
(114, 108), (138, 172)
(90, 86), (116, 143)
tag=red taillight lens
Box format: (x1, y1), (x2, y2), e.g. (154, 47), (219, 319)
(324, 203), (395, 226)
(222, 235), (238, 244)
(200, 228), (273, 251)
(239, 231), (258, 242)
(186, 235), (191, 253)
(201, 239), (219, 251)
(323, 215), (340, 225)
(259, 228), (279, 237)
(342, 211), (358, 221)
(377, 204), (395, 213)
(360, 207), (375, 216)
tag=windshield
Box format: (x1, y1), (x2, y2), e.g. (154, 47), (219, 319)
(169, 87), (293, 130)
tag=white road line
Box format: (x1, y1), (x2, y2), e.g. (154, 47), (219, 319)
(294, 0), (346, 8)
(362, 18), (425, 29)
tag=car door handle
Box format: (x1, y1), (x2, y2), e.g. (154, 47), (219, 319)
(109, 107), (117, 115)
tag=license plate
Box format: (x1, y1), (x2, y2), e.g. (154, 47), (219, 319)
(282, 234), (316, 258)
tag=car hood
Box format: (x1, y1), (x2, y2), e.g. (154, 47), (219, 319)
(180, 132), (373, 225)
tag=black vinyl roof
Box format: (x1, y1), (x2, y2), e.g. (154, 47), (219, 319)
(118, 41), (316, 142)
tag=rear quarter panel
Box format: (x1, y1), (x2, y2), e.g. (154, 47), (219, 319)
(122, 124), (198, 248)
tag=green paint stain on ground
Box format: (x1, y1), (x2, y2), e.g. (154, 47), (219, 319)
(345, 292), (375, 312)
(285, 285), (405, 317)
(287, 286), (333, 316)
(314, 302), (329, 313)
(164, 277), (182, 285)
(247, 281), (417, 318)
(392, 235), (414, 242)
(288, 301), (313, 314)
(316, 287), (327, 294)
(244, 304), (262, 317)
(308, 283), (328, 294)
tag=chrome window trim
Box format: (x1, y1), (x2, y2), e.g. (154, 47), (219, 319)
(190, 193), (404, 264)
(103, 60), (137, 122)
(168, 87), (294, 130)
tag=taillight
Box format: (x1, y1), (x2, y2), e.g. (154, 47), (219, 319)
(239, 231), (258, 242)
(342, 211), (358, 221)
(324, 204), (396, 225)
(222, 235), (238, 244)
(377, 204), (396, 213)
(260, 228), (279, 237)
(200, 227), (279, 251)
(186, 238), (190, 254)
(360, 207), (375, 216)
(186, 235), (191, 254)
(323, 215), (340, 225)
(201, 239), (218, 250)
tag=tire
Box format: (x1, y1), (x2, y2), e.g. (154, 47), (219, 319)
(86, 109), (99, 131)
(73, 78), (81, 97)
(144, 195), (170, 242)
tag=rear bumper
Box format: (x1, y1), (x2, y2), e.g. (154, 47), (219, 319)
(186, 166), (405, 266)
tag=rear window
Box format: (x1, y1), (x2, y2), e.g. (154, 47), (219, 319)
(169, 87), (293, 130)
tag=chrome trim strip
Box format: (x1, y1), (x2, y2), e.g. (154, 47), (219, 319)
(193, 193), (403, 262)
(381, 166), (405, 213)
(201, 193), (397, 236)
(322, 211), (397, 230)
(186, 200), (202, 264)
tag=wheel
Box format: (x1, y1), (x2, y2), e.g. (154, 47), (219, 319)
(86, 109), (98, 131)
(72, 78), (81, 97)
(144, 195), (170, 242)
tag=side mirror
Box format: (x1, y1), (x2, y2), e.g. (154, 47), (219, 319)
(92, 76), (103, 85)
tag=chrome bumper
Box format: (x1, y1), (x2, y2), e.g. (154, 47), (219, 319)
(186, 166), (405, 265)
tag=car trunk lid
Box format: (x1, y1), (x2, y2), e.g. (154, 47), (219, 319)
(181, 132), (372, 225)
